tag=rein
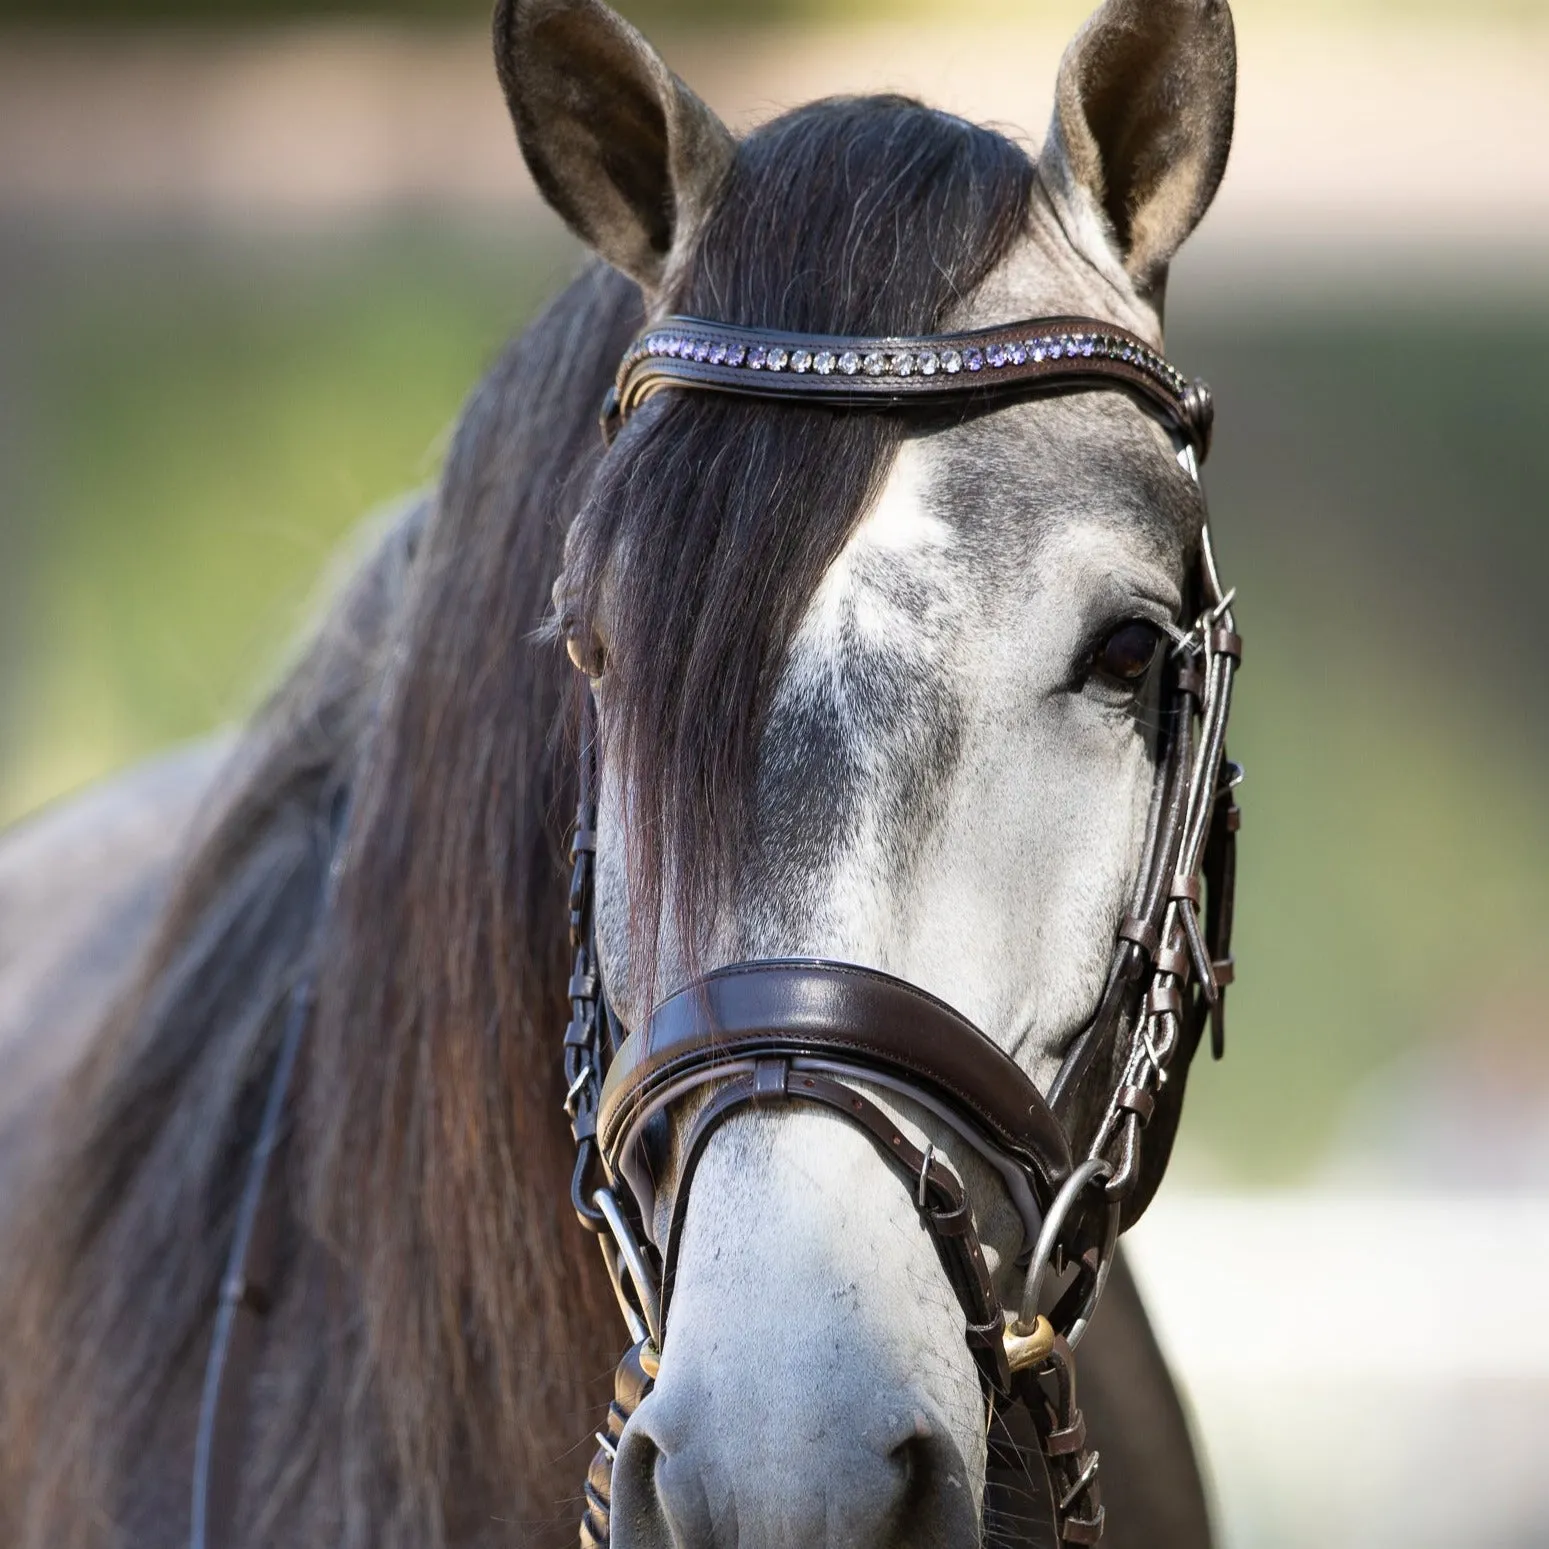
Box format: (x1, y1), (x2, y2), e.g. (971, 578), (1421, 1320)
(189, 309), (1239, 1549)
(567, 312), (1241, 1547)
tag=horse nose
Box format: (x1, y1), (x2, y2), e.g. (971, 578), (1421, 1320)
(610, 1388), (979, 1549)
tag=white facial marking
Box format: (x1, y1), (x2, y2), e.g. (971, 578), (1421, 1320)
(792, 446), (959, 666)
(744, 441), (1172, 1089)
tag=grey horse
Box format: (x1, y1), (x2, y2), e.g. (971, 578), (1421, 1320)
(0, 0), (1234, 1545)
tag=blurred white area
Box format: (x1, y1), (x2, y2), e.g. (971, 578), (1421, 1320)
(1322, 1041), (1549, 1193)
(3, 11), (1549, 266)
(1129, 1191), (1549, 1549)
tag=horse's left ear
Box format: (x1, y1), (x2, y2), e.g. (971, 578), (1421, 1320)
(1041, 0), (1237, 305)
(494, 0), (736, 294)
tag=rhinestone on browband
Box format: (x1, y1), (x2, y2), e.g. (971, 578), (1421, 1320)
(630, 328), (1183, 390)
(605, 313), (1213, 460)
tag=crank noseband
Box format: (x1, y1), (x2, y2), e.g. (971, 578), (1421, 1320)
(600, 959), (1079, 1394)
(580, 955), (1124, 1549)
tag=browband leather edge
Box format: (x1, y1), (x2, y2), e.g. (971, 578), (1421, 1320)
(606, 314), (1213, 460)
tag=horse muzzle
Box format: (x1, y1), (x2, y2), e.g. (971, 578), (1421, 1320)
(600, 1096), (989, 1549)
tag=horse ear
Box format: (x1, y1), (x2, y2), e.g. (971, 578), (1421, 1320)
(1041, 0), (1236, 303)
(494, 0), (736, 293)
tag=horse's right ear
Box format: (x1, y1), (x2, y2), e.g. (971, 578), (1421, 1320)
(494, 0), (736, 294)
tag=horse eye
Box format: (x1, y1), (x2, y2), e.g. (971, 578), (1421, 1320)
(563, 616), (607, 678)
(1094, 620), (1162, 684)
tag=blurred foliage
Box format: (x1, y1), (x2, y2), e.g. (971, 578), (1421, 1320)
(0, 223), (575, 811)
(1, 221), (1547, 1180)
(1166, 292), (1549, 1179)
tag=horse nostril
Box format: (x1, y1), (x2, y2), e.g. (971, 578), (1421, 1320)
(882, 1409), (954, 1524)
(612, 1411), (704, 1549)
(611, 1391), (977, 1548)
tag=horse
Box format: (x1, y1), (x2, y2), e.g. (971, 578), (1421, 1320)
(0, 0), (1240, 1545)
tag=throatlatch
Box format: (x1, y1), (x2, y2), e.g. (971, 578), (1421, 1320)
(561, 310), (1241, 1549)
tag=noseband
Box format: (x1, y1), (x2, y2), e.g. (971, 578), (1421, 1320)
(565, 313), (1241, 1547)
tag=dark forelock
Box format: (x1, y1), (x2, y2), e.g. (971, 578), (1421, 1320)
(566, 96), (1035, 989)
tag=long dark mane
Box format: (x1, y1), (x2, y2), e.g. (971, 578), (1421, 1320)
(0, 97), (1033, 1549)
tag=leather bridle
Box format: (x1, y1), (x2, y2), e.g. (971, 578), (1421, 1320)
(188, 312), (1239, 1549)
(566, 313), (1241, 1548)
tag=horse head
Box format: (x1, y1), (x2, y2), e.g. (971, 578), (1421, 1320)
(498, 1), (1239, 1544)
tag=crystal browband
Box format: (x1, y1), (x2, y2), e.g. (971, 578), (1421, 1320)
(604, 313), (1214, 459)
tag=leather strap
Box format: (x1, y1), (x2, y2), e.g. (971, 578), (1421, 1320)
(605, 314), (1214, 460)
(653, 1056), (1016, 1396)
(580, 1341), (656, 1549)
(1047, 656), (1194, 1131)
(200, 1179), (282, 1549)
(190, 975), (314, 1549)
(599, 959), (1072, 1203)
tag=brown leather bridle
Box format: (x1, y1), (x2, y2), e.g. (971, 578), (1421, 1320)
(563, 312), (1241, 1548)
(188, 312), (1239, 1549)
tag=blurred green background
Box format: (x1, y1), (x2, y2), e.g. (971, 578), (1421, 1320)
(2, 0), (1547, 1187)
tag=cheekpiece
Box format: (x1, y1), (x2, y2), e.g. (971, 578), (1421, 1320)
(605, 313), (1214, 460)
